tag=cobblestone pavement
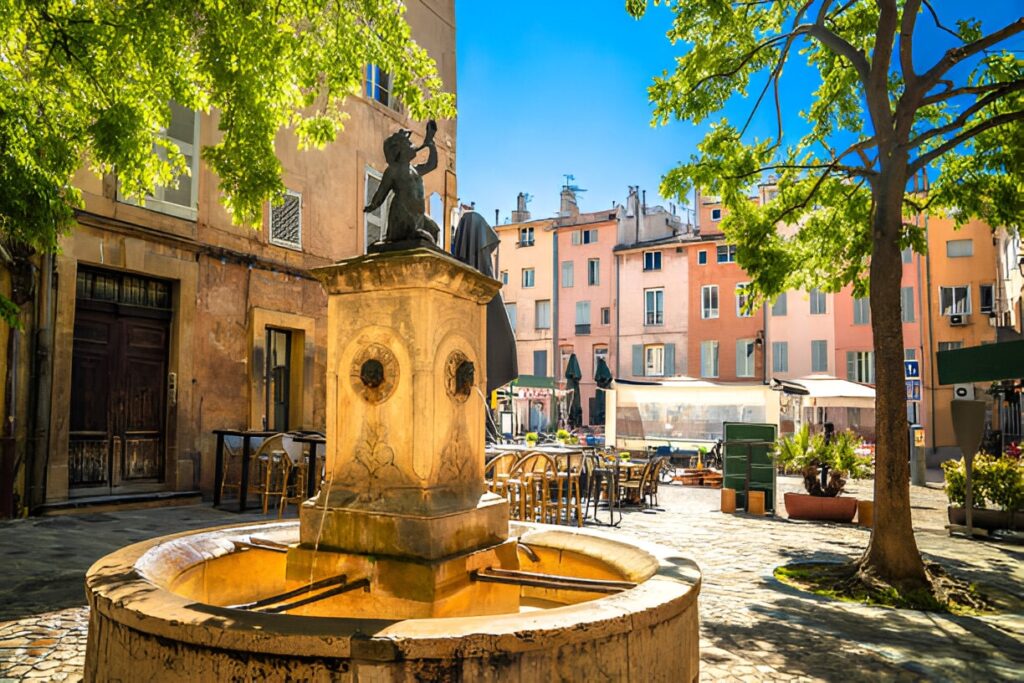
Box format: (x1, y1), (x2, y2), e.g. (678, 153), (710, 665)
(1, 477), (1022, 682)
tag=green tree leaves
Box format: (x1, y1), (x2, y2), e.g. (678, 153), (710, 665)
(0, 0), (455, 294)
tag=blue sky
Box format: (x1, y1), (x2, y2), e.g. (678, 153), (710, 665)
(453, 2), (1023, 225)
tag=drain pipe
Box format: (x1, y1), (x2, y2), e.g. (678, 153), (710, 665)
(27, 253), (55, 511)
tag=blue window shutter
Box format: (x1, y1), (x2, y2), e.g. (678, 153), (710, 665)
(632, 345), (643, 376)
(664, 343), (675, 376)
(846, 351), (855, 380)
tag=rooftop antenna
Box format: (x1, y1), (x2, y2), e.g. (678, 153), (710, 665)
(562, 174), (587, 195)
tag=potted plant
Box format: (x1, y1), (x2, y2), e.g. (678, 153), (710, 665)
(556, 428), (571, 445)
(525, 432), (538, 448)
(775, 426), (873, 522)
(943, 452), (1024, 531)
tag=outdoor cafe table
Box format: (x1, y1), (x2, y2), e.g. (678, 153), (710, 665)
(212, 429), (276, 512)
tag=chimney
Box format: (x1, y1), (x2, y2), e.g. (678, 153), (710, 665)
(560, 186), (579, 219)
(511, 192), (531, 222)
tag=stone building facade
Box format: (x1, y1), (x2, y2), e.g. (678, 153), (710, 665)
(0, 0), (457, 514)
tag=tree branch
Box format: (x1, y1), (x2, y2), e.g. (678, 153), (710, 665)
(904, 80), (1024, 151)
(921, 0), (966, 42)
(919, 17), (1024, 91)
(899, 0), (923, 87)
(909, 109), (1024, 173)
(921, 79), (1024, 107)
(805, 21), (870, 84)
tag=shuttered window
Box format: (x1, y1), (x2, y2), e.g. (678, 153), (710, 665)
(269, 191), (302, 249)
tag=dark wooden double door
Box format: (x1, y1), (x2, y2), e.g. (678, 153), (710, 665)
(69, 303), (170, 496)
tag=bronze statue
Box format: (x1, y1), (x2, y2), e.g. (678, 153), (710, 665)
(364, 120), (441, 249)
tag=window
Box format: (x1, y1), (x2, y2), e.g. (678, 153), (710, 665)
(902, 246), (913, 264)
(939, 286), (971, 315)
(716, 244), (737, 263)
(697, 250), (708, 265)
(645, 345), (665, 377)
(901, 287), (915, 322)
(846, 351), (875, 384)
(571, 228), (598, 245)
(576, 301), (591, 334)
(522, 268), (535, 288)
(535, 300), (551, 330)
(853, 297), (870, 325)
(587, 258), (600, 286)
(533, 350), (548, 377)
(904, 348), (916, 360)
(946, 239), (974, 258)
(736, 283), (753, 317)
(594, 346), (609, 372)
(561, 261), (574, 287)
(500, 270), (509, 285)
(518, 227), (535, 247)
(644, 288), (664, 326)
(711, 208), (722, 222)
(269, 191), (302, 250)
(700, 341), (719, 378)
(772, 341), (789, 373)
(811, 340), (828, 372)
(365, 64), (398, 110)
(736, 339), (755, 378)
(364, 167), (389, 251)
(643, 251), (662, 271)
(120, 101), (200, 220)
(701, 285), (719, 319)
(810, 288), (827, 315)
(772, 292), (787, 316)
(938, 341), (963, 352)
(504, 303), (517, 332)
(600, 307), (610, 325)
(980, 284), (994, 314)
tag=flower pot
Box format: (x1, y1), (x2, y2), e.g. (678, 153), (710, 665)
(721, 488), (736, 513)
(947, 506), (1024, 531)
(857, 500), (873, 528)
(783, 492), (858, 522)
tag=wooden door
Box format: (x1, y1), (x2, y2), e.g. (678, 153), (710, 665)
(69, 269), (170, 496)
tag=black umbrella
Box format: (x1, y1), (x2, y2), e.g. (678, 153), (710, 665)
(592, 357), (613, 425)
(565, 353), (583, 429)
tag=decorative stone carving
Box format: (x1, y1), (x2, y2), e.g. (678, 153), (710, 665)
(350, 343), (398, 404)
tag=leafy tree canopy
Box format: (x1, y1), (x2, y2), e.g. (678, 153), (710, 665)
(0, 0), (454, 262)
(627, 0), (1023, 300)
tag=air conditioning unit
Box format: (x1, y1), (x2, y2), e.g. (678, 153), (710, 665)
(953, 384), (975, 400)
(949, 313), (968, 326)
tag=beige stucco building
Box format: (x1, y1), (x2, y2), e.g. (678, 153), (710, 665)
(1, 1), (457, 514)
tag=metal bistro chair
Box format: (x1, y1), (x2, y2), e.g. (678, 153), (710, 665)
(583, 451), (620, 526)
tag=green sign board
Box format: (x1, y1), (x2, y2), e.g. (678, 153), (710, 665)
(722, 422), (778, 513)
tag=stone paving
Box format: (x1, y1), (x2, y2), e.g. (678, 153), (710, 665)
(1, 477), (1022, 682)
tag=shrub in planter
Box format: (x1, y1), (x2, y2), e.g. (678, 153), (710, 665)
(775, 426), (872, 522)
(525, 432), (539, 447)
(943, 452), (1024, 530)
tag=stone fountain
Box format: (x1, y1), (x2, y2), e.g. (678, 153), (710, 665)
(84, 127), (700, 680)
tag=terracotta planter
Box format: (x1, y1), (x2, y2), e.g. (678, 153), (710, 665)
(947, 506), (1024, 531)
(784, 492), (858, 522)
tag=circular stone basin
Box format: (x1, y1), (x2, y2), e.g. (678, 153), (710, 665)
(85, 522), (700, 682)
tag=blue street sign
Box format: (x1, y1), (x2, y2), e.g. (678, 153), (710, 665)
(904, 360), (920, 379)
(906, 379), (922, 401)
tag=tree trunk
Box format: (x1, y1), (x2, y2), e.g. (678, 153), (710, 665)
(859, 169), (929, 588)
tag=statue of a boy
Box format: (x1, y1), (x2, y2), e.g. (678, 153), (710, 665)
(363, 119), (440, 247)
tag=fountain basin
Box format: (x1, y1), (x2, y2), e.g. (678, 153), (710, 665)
(85, 521), (700, 681)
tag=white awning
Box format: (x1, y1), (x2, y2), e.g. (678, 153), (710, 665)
(783, 375), (876, 408)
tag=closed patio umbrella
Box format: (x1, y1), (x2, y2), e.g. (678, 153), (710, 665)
(592, 357), (613, 425)
(565, 353), (583, 429)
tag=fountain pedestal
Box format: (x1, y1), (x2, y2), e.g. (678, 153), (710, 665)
(286, 248), (518, 617)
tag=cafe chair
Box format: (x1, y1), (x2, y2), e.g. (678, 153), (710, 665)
(511, 451), (561, 524)
(554, 452), (584, 527)
(276, 435), (311, 518)
(484, 452), (520, 499)
(249, 433), (287, 514)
